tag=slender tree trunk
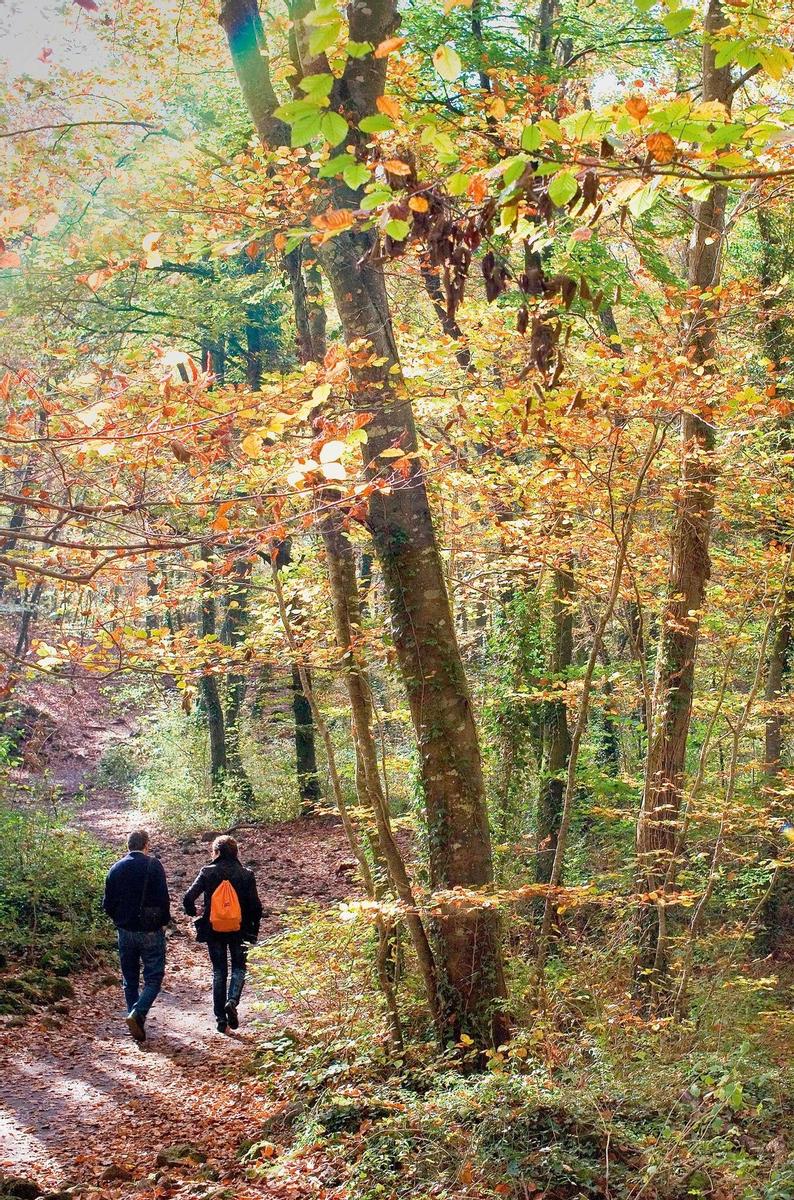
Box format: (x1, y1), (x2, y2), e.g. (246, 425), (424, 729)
(319, 503), (441, 1029)
(756, 207), (794, 957)
(219, 0), (507, 1042)
(222, 557), (256, 810)
(536, 563), (574, 885)
(291, 663), (322, 813)
(636, 0), (732, 994)
(198, 546), (227, 786)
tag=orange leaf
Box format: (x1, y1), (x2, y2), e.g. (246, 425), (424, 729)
(626, 95), (649, 120)
(647, 131), (675, 163)
(374, 35), (406, 58)
(0, 250), (21, 269)
(382, 159), (412, 176)
(408, 195), (429, 212)
(377, 95), (401, 119)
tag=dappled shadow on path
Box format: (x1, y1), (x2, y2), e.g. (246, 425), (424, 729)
(0, 782), (359, 1191)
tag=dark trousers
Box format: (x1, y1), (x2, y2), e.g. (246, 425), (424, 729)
(207, 935), (247, 1022)
(117, 928), (166, 1022)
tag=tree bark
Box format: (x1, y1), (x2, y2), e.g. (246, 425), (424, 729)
(291, 663), (322, 812)
(198, 547), (227, 785)
(536, 563), (574, 885)
(218, 0), (507, 1042)
(635, 0), (732, 993)
(319, 504), (441, 1029)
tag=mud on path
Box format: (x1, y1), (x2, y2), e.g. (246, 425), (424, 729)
(0, 683), (358, 1198)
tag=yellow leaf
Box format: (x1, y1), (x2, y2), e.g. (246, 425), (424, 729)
(432, 44), (462, 82)
(379, 446), (406, 457)
(241, 433), (263, 458)
(312, 383), (332, 405)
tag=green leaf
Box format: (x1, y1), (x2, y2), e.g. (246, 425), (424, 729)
(548, 171), (578, 206)
(346, 40), (373, 57)
(343, 163), (370, 188)
(447, 171), (469, 196)
(309, 20), (340, 56)
(520, 123), (542, 151)
(291, 112), (323, 146)
(432, 44), (462, 82)
(502, 155), (529, 186)
(274, 98), (322, 123)
(635, 0), (655, 10)
(360, 113), (395, 133)
(318, 152), (355, 178)
(385, 218), (411, 240)
(299, 73), (334, 98)
(538, 117), (562, 141)
(661, 7), (695, 35)
(361, 188), (393, 210)
(628, 181), (658, 216)
(320, 111), (348, 145)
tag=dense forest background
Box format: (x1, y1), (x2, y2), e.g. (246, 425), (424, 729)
(0, 0), (793, 1196)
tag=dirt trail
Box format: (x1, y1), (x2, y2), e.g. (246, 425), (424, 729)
(0, 699), (358, 1197)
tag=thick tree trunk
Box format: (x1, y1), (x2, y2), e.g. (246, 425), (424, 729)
(536, 563), (573, 885)
(636, 0), (732, 992)
(219, 0), (507, 1042)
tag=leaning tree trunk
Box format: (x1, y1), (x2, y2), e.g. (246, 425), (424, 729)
(219, 0), (507, 1043)
(635, 0), (732, 995)
(319, 502), (441, 1029)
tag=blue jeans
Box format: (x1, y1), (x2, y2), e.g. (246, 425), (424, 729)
(207, 935), (246, 1023)
(117, 928), (166, 1022)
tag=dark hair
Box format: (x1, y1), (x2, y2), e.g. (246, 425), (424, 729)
(128, 829), (149, 852)
(212, 835), (238, 860)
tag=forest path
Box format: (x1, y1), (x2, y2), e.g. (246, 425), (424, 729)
(0, 731), (357, 1199)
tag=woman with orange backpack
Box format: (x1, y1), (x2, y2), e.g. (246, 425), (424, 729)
(183, 835), (263, 1033)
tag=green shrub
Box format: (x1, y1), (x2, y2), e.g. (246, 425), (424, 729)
(94, 741), (141, 789)
(0, 802), (112, 1011)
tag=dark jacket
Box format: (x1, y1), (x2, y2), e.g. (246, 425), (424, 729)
(183, 857), (262, 943)
(102, 852), (171, 931)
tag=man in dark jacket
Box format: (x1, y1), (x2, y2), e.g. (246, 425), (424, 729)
(102, 829), (170, 1043)
(183, 835), (262, 1033)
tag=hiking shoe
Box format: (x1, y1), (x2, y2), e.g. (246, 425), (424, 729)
(225, 1001), (239, 1030)
(216, 1021), (228, 1034)
(126, 1012), (146, 1043)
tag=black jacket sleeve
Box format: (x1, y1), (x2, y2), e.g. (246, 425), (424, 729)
(152, 858), (171, 924)
(183, 869), (206, 916)
(102, 865), (118, 922)
(243, 871), (263, 943)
